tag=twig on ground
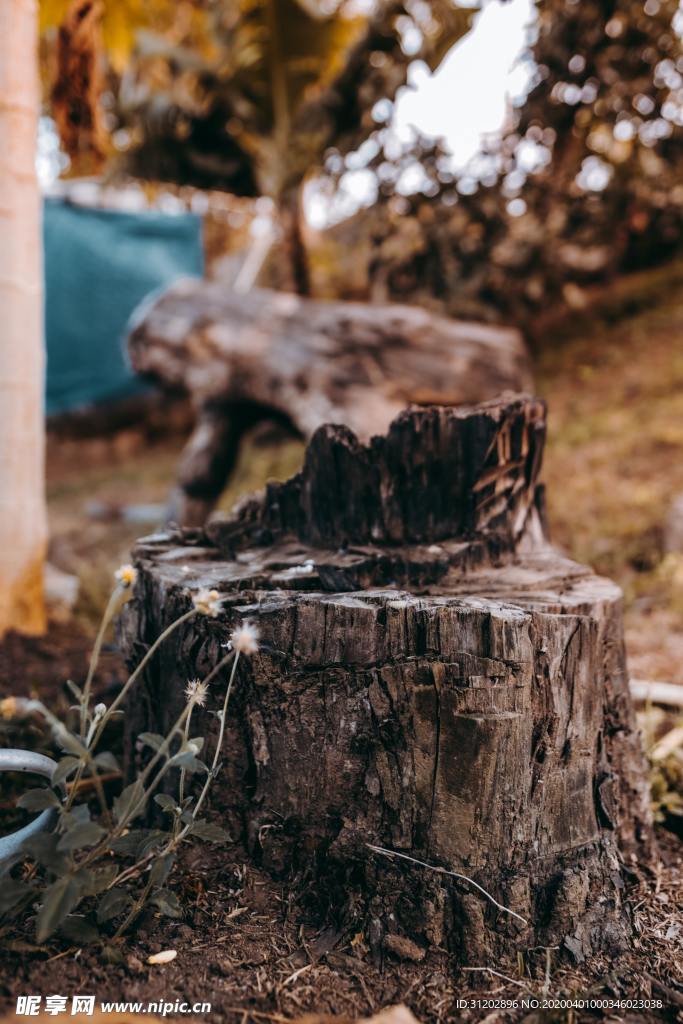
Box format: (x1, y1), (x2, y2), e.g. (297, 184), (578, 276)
(630, 679), (683, 707)
(461, 967), (528, 988)
(281, 962), (313, 987)
(366, 844), (528, 926)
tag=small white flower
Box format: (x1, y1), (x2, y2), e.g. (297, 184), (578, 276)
(184, 678), (209, 708)
(93, 702), (107, 721)
(115, 564), (138, 588)
(229, 621), (260, 656)
(192, 588), (222, 617)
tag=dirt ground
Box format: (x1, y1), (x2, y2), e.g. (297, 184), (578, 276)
(0, 824), (681, 1024)
(1, 289), (683, 1021)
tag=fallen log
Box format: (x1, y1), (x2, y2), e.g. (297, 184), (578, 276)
(127, 280), (532, 525)
(121, 394), (653, 964)
(630, 678), (683, 708)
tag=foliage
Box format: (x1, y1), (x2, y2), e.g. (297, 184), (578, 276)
(650, 754), (683, 823)
(41, 0), (683, 316)
(41, 0), (474, 291)
(50, 0), (108, 174)
(315, 0), (683, 330)
(40, 0), (168, 73)
(642, 705), (683, 825)
(117, 0), (473, 199)
(0, 570), (251, 950)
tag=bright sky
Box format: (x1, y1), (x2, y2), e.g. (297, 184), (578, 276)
(306, 0), (537, 227)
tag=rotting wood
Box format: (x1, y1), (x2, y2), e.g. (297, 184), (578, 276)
(127, 280), (532, 525)
(121, 394), (653, 964)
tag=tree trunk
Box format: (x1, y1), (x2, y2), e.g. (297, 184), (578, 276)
(0, 0), (47, 636)
(278, 188), (311, 297)
(121, 395), (653, 963)
(128, 280), (532, 525)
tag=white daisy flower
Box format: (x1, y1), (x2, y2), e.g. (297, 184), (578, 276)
(192, 588), (222, 617)
(115, 564), (138, 588)
(229, 621), (260, 656)
(184, 678), (209, 708)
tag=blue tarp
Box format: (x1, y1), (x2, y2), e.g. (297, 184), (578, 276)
(44, 199), (203, 415)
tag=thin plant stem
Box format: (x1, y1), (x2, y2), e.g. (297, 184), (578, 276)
(175, 707), (193, 838)
(166, 651), (240, 851)
(26, 703), (104, 818)
(199, 650), (236, 690)
(80, 585), (123, 738)
(84, 762), (109, 823)
(107, 848), (157, 890)
(66, 608), (196, 817)
(119, 701), (197, 829)
(89, 608), (196, 754)
(62, 748), (108, 820)
(114, 874), (154, 938)
(63, 763), (84, 814)
(77, 701), (196, 872)
(107, 650), (237, 885)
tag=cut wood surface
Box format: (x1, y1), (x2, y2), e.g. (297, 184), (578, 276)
(122, 395), (653, 964)
(127, 279), (532, 525)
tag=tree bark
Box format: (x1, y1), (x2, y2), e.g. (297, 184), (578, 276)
(128, 280), (532, 525)
(278, 188), (311, 296)
(121, 395), (653, 963)
(0, 0), (47, 636)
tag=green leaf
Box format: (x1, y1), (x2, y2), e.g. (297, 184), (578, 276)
(153, 793), (177, 812)
(53, 756), (81, 787)
(94, 751), (120, 772)
(0, 879), (36, 916)
(97, 889), (132, 924)
(57, 731), (89, 758)
(60, 915), (100, 945)
(17, 788), (61, 812)
(61, 803), (91, 829)
(108, 829), (148, 856)
(82, 865), (118, 897)
(23, 833), (69, 874)
(150, 889), (183, 919)
(138, 732), (165, 752)
(188, 819), (232, 844)
(149, 852), (175, 889)
(136, 831), (168, 858)
(57, 822), (105, 853)
(167, 752), (207, 774)
(113, 781), (145, 824)
(102, 943), (126, 964)
(36, 876), (84, 943)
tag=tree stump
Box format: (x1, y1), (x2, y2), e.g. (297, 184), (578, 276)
(121, 394), (653, 963)
(127, 280), (531, 525)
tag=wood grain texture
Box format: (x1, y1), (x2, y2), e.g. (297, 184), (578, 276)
(121, 395), (653, 964)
